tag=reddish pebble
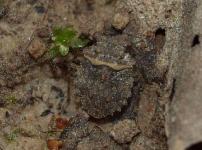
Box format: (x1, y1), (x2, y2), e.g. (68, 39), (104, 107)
(47, 139), (63, 150)
(56, 117), (69, 129)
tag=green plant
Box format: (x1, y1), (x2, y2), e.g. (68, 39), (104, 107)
(0, 0), (4, 6)
(49, 27), (89, 58)
(5, 95), (17, 104)
(47, 130), (57, 137)
(5, 128), (21, 142)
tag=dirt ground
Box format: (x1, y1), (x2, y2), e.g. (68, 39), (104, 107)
(0, 0), (189, 150)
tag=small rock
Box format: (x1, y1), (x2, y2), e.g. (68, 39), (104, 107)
(60, 114), (94, 150)
(112, 12), (129, 30)
(130, 135), (156, 150)
(28, 38), (47, 59)
(55, 117), (69, 130)
(77, 127), (122, 150)
(110, 119), (140, 144)
(47, 139), (63, 150)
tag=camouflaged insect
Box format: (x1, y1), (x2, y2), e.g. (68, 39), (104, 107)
(75, 35), (136, 118)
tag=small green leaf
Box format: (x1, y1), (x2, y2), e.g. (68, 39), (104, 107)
(71, 37), (89, 48)
(52, 27), (76, 45)
(49, 46), (60, 58)
(59, 44), (69, 56)
(49, 26), (89, 58)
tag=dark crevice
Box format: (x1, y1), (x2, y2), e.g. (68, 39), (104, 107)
(186, 142), (202, 150)
(105, 0), (117, 5)
(169, 78), (176, 101)
(85, 0), (95, 11)
(0, 6), (8, 19)
(85, 36), (97, 47)
(34, 5), (46, 14)
(155, 28), (166, 37)
(191, 35), (200, 47)
(154, 28), (166, 52)
(105, 26), (123, 36)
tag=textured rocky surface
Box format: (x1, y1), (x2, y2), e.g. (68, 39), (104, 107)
(167, 1), (202, 150)
(60, 114), (122, 150)
(0, 0), (198, 150)
(60, 114), (94, 150)
(76, 127), (122, 150)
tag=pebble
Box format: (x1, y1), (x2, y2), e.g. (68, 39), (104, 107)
(130, 135), (155, 150)
(112, 12), (129, 30)
(28, 38), (47, 59)
(110, 119), (140, 144)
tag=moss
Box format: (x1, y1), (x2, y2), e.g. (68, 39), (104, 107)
(47, 130), (57, 137)
(49, 26), (89, 58)
(5, 128), (21, 142)
(0, 0), (4, 6)
(4, 95), (17, 104)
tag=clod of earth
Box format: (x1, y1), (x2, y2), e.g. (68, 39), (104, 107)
(60, 114), (122, 150)
(60, 114), (94, 149)
(76, 127), (122, 150)
(110, 119), (140, 144)
(112, 12), (130, 30)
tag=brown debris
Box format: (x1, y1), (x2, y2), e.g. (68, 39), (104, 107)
(36, 27), (50, 38)
(47, 139), (63, 150)
(28, 38), (47, 59)
(137, 84), (158, 134)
